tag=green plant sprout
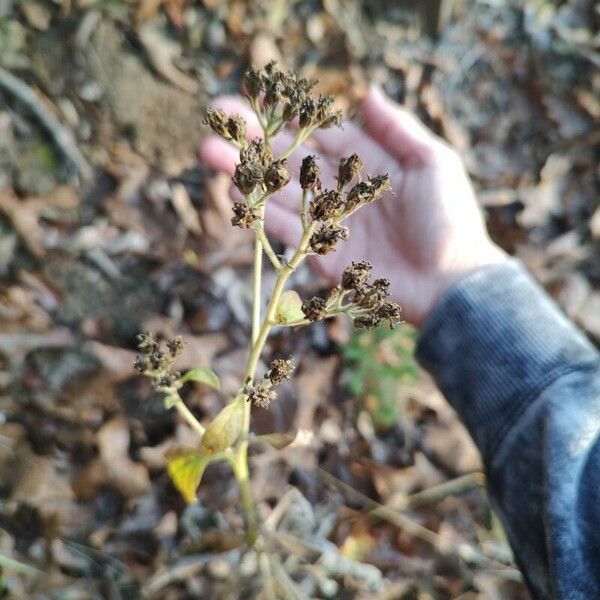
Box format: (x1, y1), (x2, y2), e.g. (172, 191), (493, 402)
(343, 325), (420, 430)
(134, 62), (402, 547)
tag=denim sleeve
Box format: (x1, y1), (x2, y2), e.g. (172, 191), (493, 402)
(415, 260), (600, 599)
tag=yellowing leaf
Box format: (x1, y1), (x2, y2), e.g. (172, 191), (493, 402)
(166, 448), (210, 504)
(181, 367), (221, 390)
(201, 399), (244, 454)
(275, 290), (304, 324)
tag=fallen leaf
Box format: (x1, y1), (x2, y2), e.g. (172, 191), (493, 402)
(96, 417), (151, 498)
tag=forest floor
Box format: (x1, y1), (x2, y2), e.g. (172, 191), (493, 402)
(0, 0), (598, 598)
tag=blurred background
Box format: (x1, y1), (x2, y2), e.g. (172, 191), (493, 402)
(0, 0), (598, 598)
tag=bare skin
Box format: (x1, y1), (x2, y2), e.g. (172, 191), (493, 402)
(199, 86), (507, 326)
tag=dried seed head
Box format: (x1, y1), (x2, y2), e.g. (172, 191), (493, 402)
(298, 97), (317, 129)
(203, 107), (229, 138)
(309, 189), (344, 221)
(247, 382), (277, 409)
(137, 331), (157, 353)
(320, 110), (343, 128)
(167, 336), (184, 358)
(241, 138), (273, 169)
(231, 201), (260, 228)
(134, 354), (149, 373)
(353, 314), (382, 329)
(243, 66), (263, 99)
(355, 278), (391, 309)
(300, 155), (320, 191)
(233, 162), (262, 195)
(264, 159), (290, 192)
(346, 174), (391, 211)
(301, 296), (327, 322)
(225, 114), (247, 145)
(376, 301), (402, 328)
(266, 358), (295, 384)
(337, 154), (363, 188)
(158, 374), (174, 388)
(341, 261), (372, 290)
(150, 349), (166, 371)
(309, 223), (349, 254)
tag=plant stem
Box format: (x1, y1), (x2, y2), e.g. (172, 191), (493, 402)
(256, 226), (282, 271)
(173, 397), (205, 437)
(234, 222), (316, 545)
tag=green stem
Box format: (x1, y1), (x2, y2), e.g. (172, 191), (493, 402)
(256, 226), (282, 271)
(173, 397), (206, 437)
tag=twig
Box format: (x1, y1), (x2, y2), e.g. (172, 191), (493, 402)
(316, 467), (512, 568)
(0, 66), (92, 181)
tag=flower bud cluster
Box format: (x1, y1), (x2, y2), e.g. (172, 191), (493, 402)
(245, 357), (295, 409)
(134, 332), (184, 392)
(339, 263), (402, 329)
(243, 62), (341, 131)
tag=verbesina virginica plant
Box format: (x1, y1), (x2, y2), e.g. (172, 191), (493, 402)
(134, 61), (402, 547)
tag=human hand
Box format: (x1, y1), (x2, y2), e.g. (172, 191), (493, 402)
(199, 86), (506, 326)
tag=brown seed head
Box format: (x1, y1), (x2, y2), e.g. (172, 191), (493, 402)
(203, 107), (229, 138)
(309, 223), (349, 254)
(300, 155), (320, 191)
(376, 301), (402, 328)
(241, 138), (273, 169)
(243, 66), (263, 99)
(225, 114), (247, 145)
(341, 261), (372, 290)
(231, 201), (260, 228)
(247, 382), (277, 409)
(301, 296), (327, 322)
(266, 358), (295, 384)
(232, 162), (262, 195)
(264, 159), (290, 192)
(167, 336), (184, 358)
(353, 314), (382, 329)
(309, 189), (344, 221)
(346, 174), (391, 211)
(134, 354), (149, 373)
(337, 154), (363, 188)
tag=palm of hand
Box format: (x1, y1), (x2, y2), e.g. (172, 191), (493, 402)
(200, 88), (501, 325)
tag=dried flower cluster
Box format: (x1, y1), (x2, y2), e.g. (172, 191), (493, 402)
(301, 261), (402, 329)
(136, 63), (403, 541)
(134, 332), (184, 392)
(244, 357), (295, 409)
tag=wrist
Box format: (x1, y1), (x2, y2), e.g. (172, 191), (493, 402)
(432, 243), (509, 318)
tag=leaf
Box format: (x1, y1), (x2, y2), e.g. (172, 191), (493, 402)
(181, 367), (221, 390)
(166, 447), (210, 504)
(275, 290), (304, 325)
(201, 399), (244, 454)
(251, 430), (298, 450)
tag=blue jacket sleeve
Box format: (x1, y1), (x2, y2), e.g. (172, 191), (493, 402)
(415, 260), (600, 599)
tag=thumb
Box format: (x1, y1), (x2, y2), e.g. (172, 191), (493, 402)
(361, 86), (434, 163)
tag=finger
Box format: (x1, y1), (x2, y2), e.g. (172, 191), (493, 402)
(361, 86), (434, 163)
(199, 135), (238, 176)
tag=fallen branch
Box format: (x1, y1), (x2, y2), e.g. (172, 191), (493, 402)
(0, 66), (92, 181)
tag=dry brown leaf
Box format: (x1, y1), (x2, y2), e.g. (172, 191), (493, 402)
(96, 417), (151, 498)
(138, 23), (199, 94)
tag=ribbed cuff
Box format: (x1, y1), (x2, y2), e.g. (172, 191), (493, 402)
(416, 260), (598, 462)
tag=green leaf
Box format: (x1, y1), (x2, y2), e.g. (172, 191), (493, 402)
(181, 367), (221, 390)
(275, 290), (304, 325)
(251, 430), (297, 450)
(166, 447), (210, 504)
(201, 399), (244, 454)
